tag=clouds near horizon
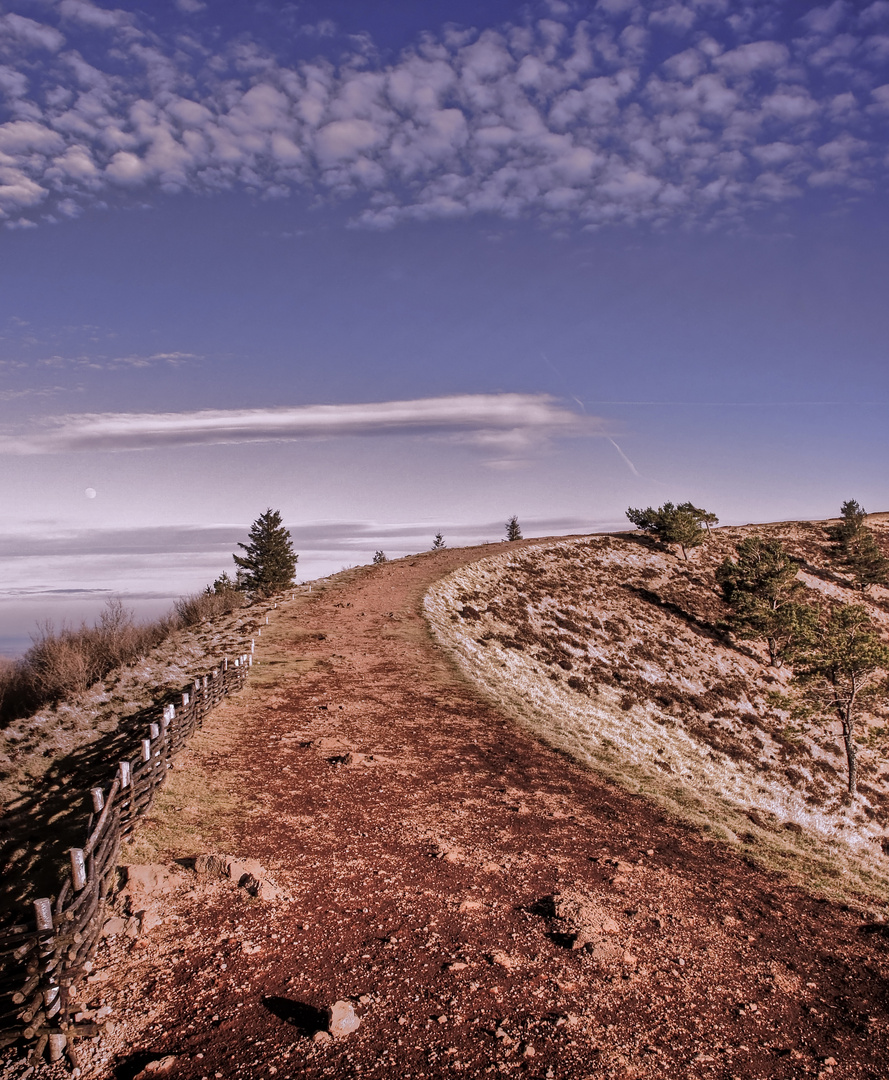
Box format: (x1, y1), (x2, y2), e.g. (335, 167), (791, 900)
(0, 0), (887, 230)
(0, 393), (602, 459)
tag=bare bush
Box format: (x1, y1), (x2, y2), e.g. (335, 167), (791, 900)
(1, 598), (195, 728)
(175, 588), (245, 626)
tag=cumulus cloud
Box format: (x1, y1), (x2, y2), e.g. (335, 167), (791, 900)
(0, 1), (885, 227)
(1, 393), (603, 456)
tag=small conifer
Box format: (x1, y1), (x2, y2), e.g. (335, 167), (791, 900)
(232, 509), (298, 596)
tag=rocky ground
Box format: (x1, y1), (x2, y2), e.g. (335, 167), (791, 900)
(2, 540), (889, 1080)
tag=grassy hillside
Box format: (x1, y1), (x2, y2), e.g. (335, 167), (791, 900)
(425, 516), (889, 906)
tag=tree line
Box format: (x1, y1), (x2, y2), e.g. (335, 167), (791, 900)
(626, 499), (889, 798)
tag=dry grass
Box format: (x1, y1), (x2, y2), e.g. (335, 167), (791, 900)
(126, 575), (349, 866)
(0, 595), (281, 812)
(425, 518), (889, 907)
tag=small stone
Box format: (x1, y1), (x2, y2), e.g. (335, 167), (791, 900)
(312, 1031), (332, 1045)
(124, 864), (179, 898)
(823, 1059), (837, 1067)
(523, 1044), (535, 1058)
(446, 961), (468, 971)
(139, 909), (163, 933)
(133, 1057), (178, 1078)
(437, 1015), (448, 1024)
(327, 1000), (361, 1038)
(227, 856), (266, 883)
(102, 916), (127, 938)
(194, 854), (229, 878)
(256, 879), (285, 901)
(489, 950), (514, 970)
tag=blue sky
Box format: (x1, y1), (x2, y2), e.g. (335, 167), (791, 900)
(1, 0), (888, 653)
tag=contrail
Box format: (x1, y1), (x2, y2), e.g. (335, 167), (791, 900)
(607, 437), (641, 478)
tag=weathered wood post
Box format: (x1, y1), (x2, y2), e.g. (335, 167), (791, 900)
(69, 849), (87, 891)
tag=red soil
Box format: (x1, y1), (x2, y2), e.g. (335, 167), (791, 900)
(46, 543), (889, 1079)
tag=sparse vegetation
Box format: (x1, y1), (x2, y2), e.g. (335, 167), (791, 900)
(373, 550), (388, 565)
(432, 532), (446, 550)
(0, 564), (255, 730)
(626, 501), (718, 559)
(174, 585), (245, 626)
(0, 599), (177, 726)
(232, 508), (298, 596)
(426, 513), (889, 903)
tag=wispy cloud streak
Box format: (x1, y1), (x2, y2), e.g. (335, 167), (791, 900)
(0, 393), (603, 455)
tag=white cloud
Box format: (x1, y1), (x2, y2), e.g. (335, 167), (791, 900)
(715, 40), (790, 76)
(1, 393), (604, 456)
(799, 2), (848, 37)
(0, 14), (65, 53)
(0, 4), (883, 230)
(58, 1), (134, 32)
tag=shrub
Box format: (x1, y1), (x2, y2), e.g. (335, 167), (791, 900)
(0, 599), (181, 726)
(175, 587), (245, 626)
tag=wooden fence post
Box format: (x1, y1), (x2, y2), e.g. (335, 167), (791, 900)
(69, 849), (86, 891)
(33, 898), (53, 932)
(11, 645), (253, 1054)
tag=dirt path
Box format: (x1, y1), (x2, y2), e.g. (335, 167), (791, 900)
(51, 545), (889, 1080)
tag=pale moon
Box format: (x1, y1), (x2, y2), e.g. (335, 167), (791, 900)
(85, 488), (97, 499)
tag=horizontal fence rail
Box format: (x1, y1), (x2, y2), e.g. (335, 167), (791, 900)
(0, 651), (253, 1069)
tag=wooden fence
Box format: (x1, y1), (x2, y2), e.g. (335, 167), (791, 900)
(0, 652), (252, 1069)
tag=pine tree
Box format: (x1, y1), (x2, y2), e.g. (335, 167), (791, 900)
(232, 509), (297, 596)
(827, 500), (889, 591)
(792, 604), (889, 797)
(431, 533), (446, 550)
(626, 501), (717, 560)
(373, 550), (387, 564)
(505, 516), (523, 542)
(716, 536), (816, 666)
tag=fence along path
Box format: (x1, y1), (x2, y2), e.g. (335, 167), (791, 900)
(0, 651), (252, 1070)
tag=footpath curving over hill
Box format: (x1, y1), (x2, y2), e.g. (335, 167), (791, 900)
(3, 540), (888, 1080)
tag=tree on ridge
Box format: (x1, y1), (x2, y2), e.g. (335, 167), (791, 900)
(827, 500), (889, 593)
(626, 501), (717, 560)
(232, 509), (298, 596)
